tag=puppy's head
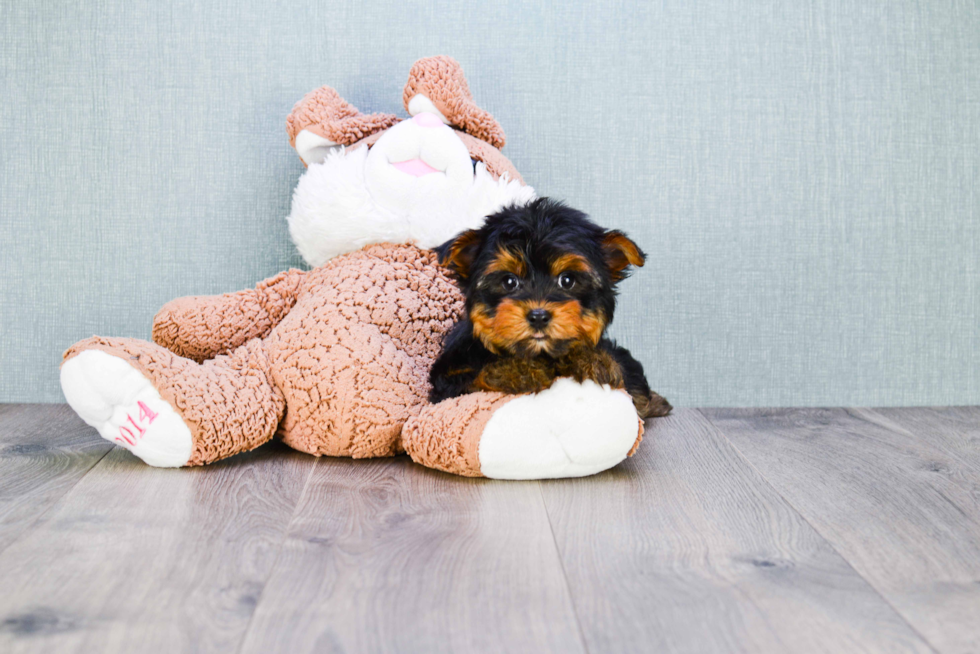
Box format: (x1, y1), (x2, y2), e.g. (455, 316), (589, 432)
(436, 198), (645, 357)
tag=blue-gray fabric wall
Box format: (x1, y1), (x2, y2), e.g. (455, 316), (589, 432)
(2, 0), (978, 406)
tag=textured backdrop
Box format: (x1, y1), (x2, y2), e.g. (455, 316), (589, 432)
(1, 0), (978, 406)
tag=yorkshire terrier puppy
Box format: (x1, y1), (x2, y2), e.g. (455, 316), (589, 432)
(429, 198), (671, 419)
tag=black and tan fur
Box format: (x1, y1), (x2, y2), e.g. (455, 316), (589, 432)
(429, 198), (671, 419)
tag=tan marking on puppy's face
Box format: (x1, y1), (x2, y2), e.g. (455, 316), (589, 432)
(471, 298), (607, 355)
(486, 247), (528, 277)
(578, 309), (608, 346)
(549, 253), (592, 277)
(471, 300), (533, 354)
(543, 301), (607, 347)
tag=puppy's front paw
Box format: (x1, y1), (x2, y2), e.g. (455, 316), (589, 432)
(555, 347), (625, 389)
(470, 357), (555, 395)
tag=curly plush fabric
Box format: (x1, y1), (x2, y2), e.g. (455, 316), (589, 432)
(286, 86), (400, 149)
(402, 391), (514, 476)
(402, 55), (506, 149)
(628, 420), (645, 457)
(69, 243), (465, 467)
(66, 243), (468, 466)
(266, 244), (464, 458)
(152, 269), (306, 363)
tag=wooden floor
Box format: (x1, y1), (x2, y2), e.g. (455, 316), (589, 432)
(0, 405), (978, 653)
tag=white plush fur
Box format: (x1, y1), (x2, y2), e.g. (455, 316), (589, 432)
(288, 117), (536, 267)
(61, 351), (192, 468)
(294, 129), (339, 166)
(478, 378), (641, 480)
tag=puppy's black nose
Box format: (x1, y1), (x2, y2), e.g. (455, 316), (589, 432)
(527, 308), (552, 330)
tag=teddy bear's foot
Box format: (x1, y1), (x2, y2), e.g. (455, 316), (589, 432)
(477, 378), (641, 479)
(61, 350), (192, 467)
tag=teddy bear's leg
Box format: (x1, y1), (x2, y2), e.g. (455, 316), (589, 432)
(61, 337), (284, 467)
(402, 378), (644, 479)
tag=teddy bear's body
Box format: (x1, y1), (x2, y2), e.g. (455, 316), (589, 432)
(265, 245), (457, 458)
(60, 56), (651, 479)
(65, 244), (471, 465)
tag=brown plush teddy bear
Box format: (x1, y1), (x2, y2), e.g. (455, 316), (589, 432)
(60, 56), (646, 479)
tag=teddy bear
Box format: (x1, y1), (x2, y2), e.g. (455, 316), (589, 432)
(59, 56), (648, 479)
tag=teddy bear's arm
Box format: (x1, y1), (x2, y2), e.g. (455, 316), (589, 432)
(402, 382), (645, 479)
(151, 269), (307, 362)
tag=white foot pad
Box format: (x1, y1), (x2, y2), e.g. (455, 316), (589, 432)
(61, 350), (193, 467)
(479, 378), (640, 480)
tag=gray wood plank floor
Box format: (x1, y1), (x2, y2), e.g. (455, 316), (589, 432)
(0, 405), (977, 654)
(0, 405), (112, 555)
(702, 407), (980, 654)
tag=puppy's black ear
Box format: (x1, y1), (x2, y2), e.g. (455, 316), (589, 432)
(601, 230), (646, 282)
(435, 229), (484, 279)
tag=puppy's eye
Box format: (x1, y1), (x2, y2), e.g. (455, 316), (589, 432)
(501, 274), (521, 293)
(557, 272), (576, 290)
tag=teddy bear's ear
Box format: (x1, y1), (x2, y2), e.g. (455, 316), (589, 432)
(287, 86), (400, 166)
(403, 56), (506, 149)
(435, 228), (484, 280)
(601, 230), (646, 282)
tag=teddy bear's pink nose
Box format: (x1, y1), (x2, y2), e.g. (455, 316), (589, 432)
(412, 112), (445, 128)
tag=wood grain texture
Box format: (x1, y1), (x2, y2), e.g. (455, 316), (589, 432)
(0, 404), (112, 555)
(540, 409), (934, 654)
(4, 404), (979, 653)
(861, 407), (980, 476)
(0, 439), (314, 654)
(703, 407), (980, 654)
(238, 455), (585, 654)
